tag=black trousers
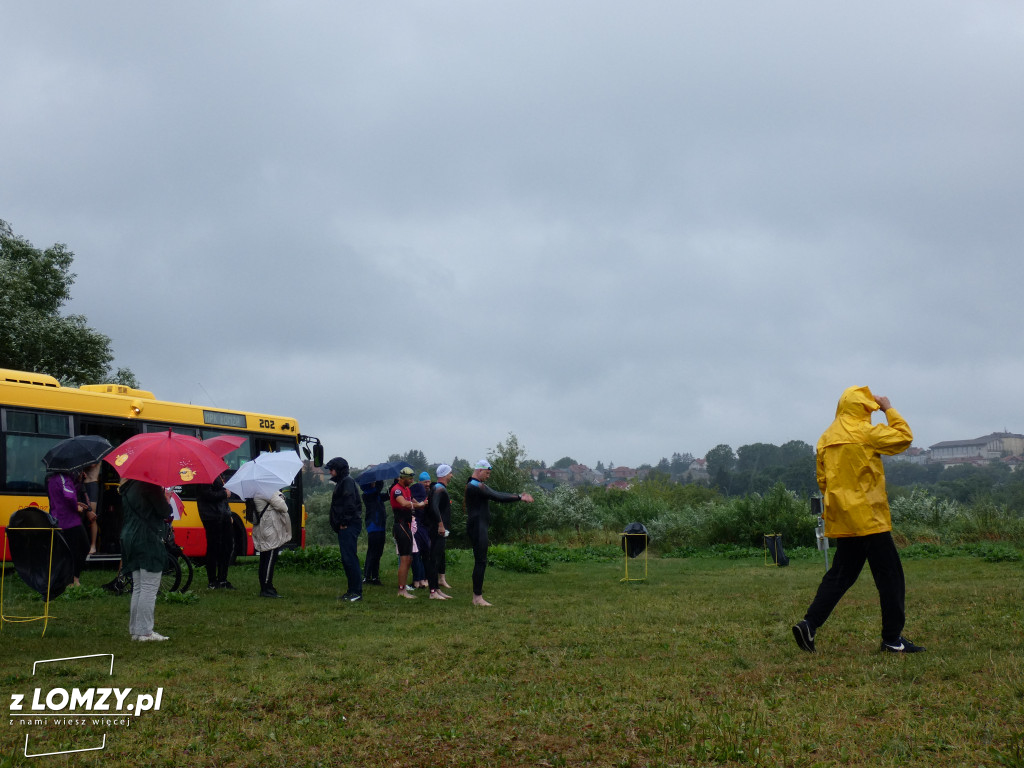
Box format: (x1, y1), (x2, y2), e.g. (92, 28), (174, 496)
(201, 514), (233, 586)
(363, 530), (385, 581)
(258, 548), (279, 589)
(467, 517), (488, 596)
(804, 531), (906, 643)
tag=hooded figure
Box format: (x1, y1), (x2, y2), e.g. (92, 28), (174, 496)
(816, 385), (913, 538)
(793, 387), (925, 655)
(326, 456), (363, 601)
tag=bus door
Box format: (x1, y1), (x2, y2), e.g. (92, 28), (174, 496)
(77, 420), (143, 557)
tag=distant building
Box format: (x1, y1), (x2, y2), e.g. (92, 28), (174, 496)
(929, 432), (1024, 467)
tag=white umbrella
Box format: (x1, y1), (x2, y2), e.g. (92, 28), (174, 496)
(224, 451), (303, 499)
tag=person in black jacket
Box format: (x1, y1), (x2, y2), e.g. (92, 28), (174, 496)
(197, 474), (236, 590)
(326, 457), (363, 602)
(465, 459), (533, 606)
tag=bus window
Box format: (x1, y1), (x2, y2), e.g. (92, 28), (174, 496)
(201, 430), (252, 470)
(1, 409), (72, 492)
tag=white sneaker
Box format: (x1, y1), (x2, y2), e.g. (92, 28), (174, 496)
(134, 632), (169, 642)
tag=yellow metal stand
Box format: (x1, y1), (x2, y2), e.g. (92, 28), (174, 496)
(763, 533), (783, 567)
(1, 527), (61, 637)
(620, 533), (648, 582)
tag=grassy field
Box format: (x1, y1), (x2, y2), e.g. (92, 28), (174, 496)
(2, 549), (1022, 767)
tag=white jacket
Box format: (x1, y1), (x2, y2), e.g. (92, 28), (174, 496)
(251, 492), (292, 552)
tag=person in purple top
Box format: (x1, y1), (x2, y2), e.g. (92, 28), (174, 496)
(47, 471), (91, 586)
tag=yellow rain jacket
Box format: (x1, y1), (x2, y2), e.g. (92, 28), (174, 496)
(816, 386), (913, 538)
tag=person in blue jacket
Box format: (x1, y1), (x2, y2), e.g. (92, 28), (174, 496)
(362, 481), (387, 586)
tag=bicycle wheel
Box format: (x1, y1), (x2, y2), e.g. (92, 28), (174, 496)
(177, 553), (194, 593)
(159, 551), (182, 594)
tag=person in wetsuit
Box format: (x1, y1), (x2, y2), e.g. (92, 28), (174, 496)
(465, 459), (533, 606)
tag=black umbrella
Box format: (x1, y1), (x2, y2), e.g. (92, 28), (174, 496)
(42, 435), (113, 473)
(621, 521), (649, 558)
(6, 507), (75, 599)
(355, 460), (413, 490)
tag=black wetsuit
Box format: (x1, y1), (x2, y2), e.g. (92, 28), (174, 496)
(429, 481), (452, 579)
(465, 478), (521, 596)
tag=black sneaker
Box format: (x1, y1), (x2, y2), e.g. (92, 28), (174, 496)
(220, 581), (237, 591)
(259, 589), (281, 598)
(881, 637), (926, 654)
(347, 593), (363, 602)
(793, 620), (816, 653)
(339, 592), (353, 602)
(208, 582), (221, 590)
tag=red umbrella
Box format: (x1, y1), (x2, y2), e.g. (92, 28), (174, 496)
(202, 434), (248, 457)
(105, 430), (228, 486)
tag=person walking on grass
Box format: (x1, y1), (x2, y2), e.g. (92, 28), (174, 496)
(793, 386), (924, 655)
(326, 457), (363, 602)
(465, 459), (533, 607)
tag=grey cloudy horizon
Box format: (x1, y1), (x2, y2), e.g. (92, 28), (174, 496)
(3, 2), (1022, 469)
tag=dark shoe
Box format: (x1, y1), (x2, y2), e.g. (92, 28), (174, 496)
(339, 592), (354, 602)
(881, 637), (926, 654)
(259, 589), (281, 598)
(208, 582), (221, 590)
(369, 579), (383, 586)
(346, 593), (363, 602)
(220, 581), (237, 591)
(793, 620), (816, 653)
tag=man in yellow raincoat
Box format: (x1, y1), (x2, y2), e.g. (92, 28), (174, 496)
(793, 386), (925, 654)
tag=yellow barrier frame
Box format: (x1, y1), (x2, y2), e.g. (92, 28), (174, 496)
(620, 533), (648, 582)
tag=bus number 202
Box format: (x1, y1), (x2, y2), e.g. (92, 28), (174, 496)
(259, 419), (275, 429)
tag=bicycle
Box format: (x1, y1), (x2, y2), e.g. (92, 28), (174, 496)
(105, 521), (194, 595)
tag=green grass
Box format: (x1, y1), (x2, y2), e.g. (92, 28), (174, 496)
(1, 549), (1022, 767)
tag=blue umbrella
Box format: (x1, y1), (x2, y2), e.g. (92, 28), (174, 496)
(355, 460), (412, 490)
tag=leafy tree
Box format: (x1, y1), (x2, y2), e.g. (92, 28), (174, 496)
(552, 456), (577, 470)
(387, 449), (429, 474)
(705, 444), (736, 476)
(0, 219), (137, 385)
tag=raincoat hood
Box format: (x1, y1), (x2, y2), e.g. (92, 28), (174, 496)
(325, 457), (350, 481)
(815, 386), (913, 538)
(819, 386), (880, 449)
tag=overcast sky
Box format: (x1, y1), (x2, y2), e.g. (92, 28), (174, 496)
(3, 2), (1022, 469)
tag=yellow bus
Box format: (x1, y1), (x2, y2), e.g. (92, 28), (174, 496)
(0, 368), (322, 562)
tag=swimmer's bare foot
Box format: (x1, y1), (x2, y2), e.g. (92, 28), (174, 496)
(398, 588), (416, 599)
(429, 591), (446, 600)
(472, 595), (492, 607)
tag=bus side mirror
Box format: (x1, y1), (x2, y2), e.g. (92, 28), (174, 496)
(313, 443), (324, 468)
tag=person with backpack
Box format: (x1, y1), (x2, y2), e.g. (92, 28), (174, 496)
(326, 457), (363, 602)
(249, 490), (291, 598)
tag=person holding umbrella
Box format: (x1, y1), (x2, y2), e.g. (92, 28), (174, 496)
(46, 469), (91, 587)
(250, 489), (291, 598)
(197, 473), (237, 590)
(42, 434), (113, 583)
(120, 479), (172, 641)
(362, 480), (387, 586)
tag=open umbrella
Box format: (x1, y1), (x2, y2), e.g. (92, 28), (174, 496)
(355, 460), (412, 490)
(6, 506), (75, 599)
(224, 451), (303, 499)
(202, 434), (248, 457)
(105, 430), (228, 486)
(42, 435), (113, 473)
